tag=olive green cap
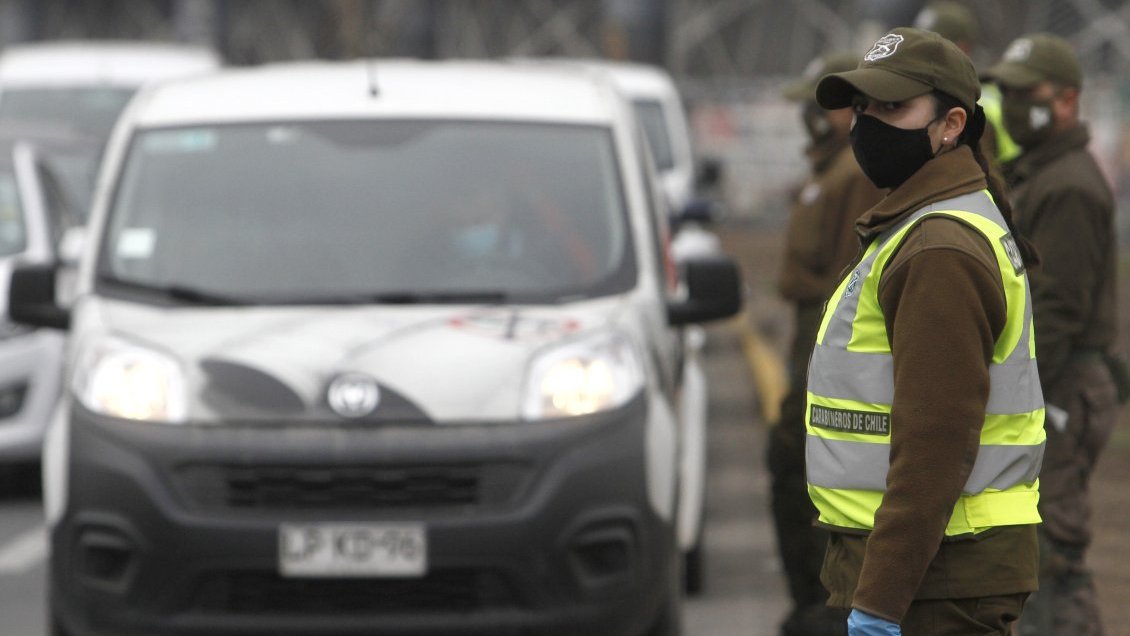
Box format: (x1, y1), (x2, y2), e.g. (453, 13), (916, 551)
(782, 51), (859, 102)
(816, 27), (980, 112)
(983, 33), (1082, 89)
(913, 1), (977, 45)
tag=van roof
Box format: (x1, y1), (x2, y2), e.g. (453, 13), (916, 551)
(0, 40), (221, 87)
(511, 58), (679, 101)
(127, 59), (624, 128)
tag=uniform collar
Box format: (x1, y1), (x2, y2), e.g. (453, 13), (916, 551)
(855, 145), (987, 239)
(1004, 123), (1091, 185)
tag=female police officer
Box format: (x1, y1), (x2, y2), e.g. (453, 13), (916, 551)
(805, 27), (1044, 635)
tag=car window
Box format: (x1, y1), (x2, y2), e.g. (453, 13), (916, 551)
(0, 87), (136, 140)
(35, 160), (81, 247)
(0, 167), (25, 257)
(632, 99), (675, 173)
(39, 147), (100, 220)
(100, 120), (636, 305)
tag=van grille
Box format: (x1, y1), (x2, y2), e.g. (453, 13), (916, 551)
(175, 464), (530, 511)
(192, 569), (523, 614)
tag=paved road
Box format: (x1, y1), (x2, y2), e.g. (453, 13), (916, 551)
(684, 319), (790, 634)
(0, 465), (47, 635)
(0, 319), (789, 635)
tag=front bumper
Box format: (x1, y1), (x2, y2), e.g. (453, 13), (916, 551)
(0, 330), (64, 463)
(51, 395), (676, 635)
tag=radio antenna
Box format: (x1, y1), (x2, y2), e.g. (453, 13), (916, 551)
(366, 60), (380, 98)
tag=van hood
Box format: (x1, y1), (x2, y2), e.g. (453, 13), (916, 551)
(81, 298), (636, 423)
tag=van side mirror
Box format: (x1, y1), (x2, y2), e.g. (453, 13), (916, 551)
(9, 264), (71, 330)
(695, 157), (723, 191)
(667, 256), (743, 326)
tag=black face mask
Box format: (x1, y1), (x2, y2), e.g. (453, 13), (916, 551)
(850, 114), (939, 189)
(1002, 96), (1055, 149)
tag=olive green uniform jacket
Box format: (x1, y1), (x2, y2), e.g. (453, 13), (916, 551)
(779, 137), (884, 308)
(1003, 124), (1117, 391)
(778, 137), (884, 382)
(819, 146), (1039, 623)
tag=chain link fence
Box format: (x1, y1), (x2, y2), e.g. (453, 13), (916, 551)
(1, 0), (1128, 235)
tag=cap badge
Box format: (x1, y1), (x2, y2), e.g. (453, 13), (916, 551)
(1004, 38), (1033, 62)
(865, 34), (904, 62)
(327, 373), (381, 418)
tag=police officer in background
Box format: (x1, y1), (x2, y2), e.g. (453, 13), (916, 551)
(771, 51), (884, 636)
(913, 0), (1022, 165)
(985, 33), (1123, 636)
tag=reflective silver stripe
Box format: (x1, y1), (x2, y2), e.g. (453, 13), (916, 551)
(808, 345), (1043, 414)
(807, 436), (1043, 494)
(821, 246), (880, 348)
(820, 191), (1002, 350)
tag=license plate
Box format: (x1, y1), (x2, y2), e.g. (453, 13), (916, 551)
(279, 523), (427, 578)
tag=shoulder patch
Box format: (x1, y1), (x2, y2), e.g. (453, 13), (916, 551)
(999, 234), (1025, 276)
(843, 268), (862, 298)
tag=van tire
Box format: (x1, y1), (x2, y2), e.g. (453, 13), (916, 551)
(643, 554), (684, 636)
(683, 540), (705, 596)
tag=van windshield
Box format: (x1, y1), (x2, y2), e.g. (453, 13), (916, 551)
(99, 120), (635, 305)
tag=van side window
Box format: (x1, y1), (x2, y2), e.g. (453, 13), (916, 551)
(0, 170), (25, 257)
(634, 127), (675, 298)
(35, 161), (80, 250)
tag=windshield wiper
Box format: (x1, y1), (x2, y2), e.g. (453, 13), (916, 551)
(97, 276), (250, 306)
(329, 291), (511, 305)
(96, 277), (517, 306)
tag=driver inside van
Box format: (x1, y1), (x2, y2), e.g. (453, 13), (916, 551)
(426, 178), (600, 289)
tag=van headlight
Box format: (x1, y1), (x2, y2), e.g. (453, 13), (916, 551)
(73, 337), (188, 423)
(522, 331), (645, 420)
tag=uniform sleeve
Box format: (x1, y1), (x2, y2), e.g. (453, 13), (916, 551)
(1024, 188), (1110, 389)
(850, 219), (1007, 622)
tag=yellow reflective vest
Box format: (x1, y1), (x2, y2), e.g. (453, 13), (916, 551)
(981, 84), (1021, 164)
(806, 190), (1044, 536)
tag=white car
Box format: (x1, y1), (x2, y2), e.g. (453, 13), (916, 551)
(10, 59), (741, 636)
(0, 40), (221, 142)
(0, 129), (91, 466)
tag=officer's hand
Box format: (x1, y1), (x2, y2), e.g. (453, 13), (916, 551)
(847, 609), (901, 636)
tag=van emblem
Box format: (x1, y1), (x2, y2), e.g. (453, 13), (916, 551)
(327, 373), (381, 418)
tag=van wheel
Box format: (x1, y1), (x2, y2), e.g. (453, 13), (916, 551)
(683, 540), (705, 596)
(643, 555), (684, 636)
(49, 606), (70, 636)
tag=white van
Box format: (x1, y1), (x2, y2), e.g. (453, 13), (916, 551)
(0, 127), (94, 466)
(0, 40), (221, 142)
(9, 59), (741, 636)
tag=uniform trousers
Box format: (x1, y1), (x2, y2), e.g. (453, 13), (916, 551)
(1018, 357), (1119, 636)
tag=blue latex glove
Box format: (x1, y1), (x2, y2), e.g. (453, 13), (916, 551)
(847, 609), (901, 636)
